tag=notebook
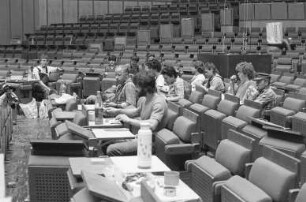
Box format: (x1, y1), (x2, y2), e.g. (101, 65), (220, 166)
(81, 171), (130, 202)
(65, 120), (95, 140)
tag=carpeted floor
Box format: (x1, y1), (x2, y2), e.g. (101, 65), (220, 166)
(4, 115), (51, 202)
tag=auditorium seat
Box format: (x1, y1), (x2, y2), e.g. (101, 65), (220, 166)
(270, 94), (306, 128)
(155, 108), (199, 171)
(221, 99), (263, 140)
(275, 57), (293, 72)
(202, 94), (240, 151)
(185, 130), (254, 202)
(221, 146), (300, 202)
(272, 72), (295, 89)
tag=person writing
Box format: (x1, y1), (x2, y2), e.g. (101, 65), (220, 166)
(104, 71), (168, 156)
(195, 62), (225, 93)
(161, 65), (184, 102)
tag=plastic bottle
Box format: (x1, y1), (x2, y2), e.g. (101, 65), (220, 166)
(95, 91), (103, 125)
(137, 122), (152, 168)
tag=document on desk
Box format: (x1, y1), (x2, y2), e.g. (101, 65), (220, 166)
(92, 128), (135, 139)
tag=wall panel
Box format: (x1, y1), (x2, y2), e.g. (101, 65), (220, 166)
(94, 1), (108, 16)
(23, 0), (35, 35)
(254, 3), (270, 20)
(48, 0), (63, 25)
(79, 0), (93, 17)
(271, 2), (287, 20)
(239, 3), (254, 21)
(38, 0), (47, 27)
(109, 1), (123, 14)
(10, 0), (23, 39)
(0, 0), (10, 45)
(63, 0), (78, 23)
(288, 3), (305, 20)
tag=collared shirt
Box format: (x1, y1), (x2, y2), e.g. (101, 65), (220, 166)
(245, 86), (277, 109)
(112, 78), (137, 107)
(33, 65), (58, 80)
(191, 74), (205, 91)
(207, 74), (225, 93)
(167, 77), (184, 99)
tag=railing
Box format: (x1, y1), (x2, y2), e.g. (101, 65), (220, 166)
(0, 106), (13, 156)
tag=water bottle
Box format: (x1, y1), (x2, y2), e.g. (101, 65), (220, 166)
(137, 122), (152, 168)
(95, 91), (103, 125)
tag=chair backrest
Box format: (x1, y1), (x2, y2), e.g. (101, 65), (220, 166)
(217, 93), (240, 116)
(188, 90), (204, 104)
(173, 108), (197, 143)
(165, 101), (180, 130)
(201, 89), (222, 110)
(283, 96), (306, 112)
(65, 98), (77, 111)
(215, 130), (254, 176)
(235, 99), (262, 123)
(249, 146), (300, 202)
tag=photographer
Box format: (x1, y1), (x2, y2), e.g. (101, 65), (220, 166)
(0, 84), (19, 124)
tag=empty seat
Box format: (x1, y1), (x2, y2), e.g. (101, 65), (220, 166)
(270, 95), (306, 128)
(272, 72), (295, 89)
(221, 146), (300, 202)
(186, 130), (254, 202)
(155, 108), (199, 171)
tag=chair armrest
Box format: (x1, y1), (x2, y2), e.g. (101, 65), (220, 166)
(191, 132), (201, 144)
(165, 143), (200, 155)
(212, 180), (228, 202)
(70, 83), (81, 88)
(288, 188), (300, 202)
(245, 163), (253, 179)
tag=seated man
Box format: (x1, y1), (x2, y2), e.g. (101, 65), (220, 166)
(105, 65), (137, 108)
(129, 56), (140, 75)
(146, 59), (169, 96)
(161, 65), (184, 102)
(104, 71), (168, 156)
(32, 54), (62, 101)
(104, 55), (117, 72)
(245, 73), (277, 111)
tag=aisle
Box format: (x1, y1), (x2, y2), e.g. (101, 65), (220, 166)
(4, 116), (51, 202)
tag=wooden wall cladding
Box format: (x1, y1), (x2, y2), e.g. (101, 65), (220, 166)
(254, 3), (271, 20)
(79, 0), (93, 17)
(239, 3), (254, 21)
(48, 0), (63, 25)
(288, 3), (305, 20)
(271, 2), (287, 20)
(10, 0), (23, 38)
(94, 1), (108, 16)
(63, 0), (78, 23)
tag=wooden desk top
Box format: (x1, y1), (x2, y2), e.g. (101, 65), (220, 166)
(91, 128), (134, 140)
(54, 111), (75, 121)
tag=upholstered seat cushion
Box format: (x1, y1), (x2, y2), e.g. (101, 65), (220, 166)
(236, 105), (261, 123)
(223, 175), (272, 202)
(189, 103), (209, 114)
(271, 106), (295, 117)
(217, 100), (239, 116)
(249, 157), (296, 201)
(259, 136), (305, 157)
(216, 140), (251, 176)
(286, 84), (301, 91)
(155, 129), (180, 145)
(273, 81), (287, 88)
(178, 98), (193, 108)
(205, 109), (226, 120)
(242, 125), (267, 139)
(192, 156), (231, 180)
(222, 116), (248, 130)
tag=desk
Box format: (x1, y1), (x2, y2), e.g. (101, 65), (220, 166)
(88, 118), (123, 128)
(91, 128), (134, 140)
(5, 78), (38, 104)
(198, 53), (272, 78)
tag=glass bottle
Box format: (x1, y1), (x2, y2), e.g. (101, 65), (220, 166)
(95, 91), (103, 125)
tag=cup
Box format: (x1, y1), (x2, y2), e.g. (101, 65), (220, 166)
(164, 171), (179, 186)
(88, 110), (95, 122)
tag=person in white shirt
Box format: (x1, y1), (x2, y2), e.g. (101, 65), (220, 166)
(190, 60), (205, 91)
(161, 65), (185, 102)
(146, 59), (169, 96)
(32, 54), (62, 100)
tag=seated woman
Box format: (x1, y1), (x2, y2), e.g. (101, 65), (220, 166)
(190, 60), (205, 92)
(195, 62), (225, 93)
(161, 65), (185, 102)
(227, 62), (256, 104)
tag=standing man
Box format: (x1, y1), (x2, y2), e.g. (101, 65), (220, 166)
(104, 71), (168, 156)
(32, 54), (62, 100)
